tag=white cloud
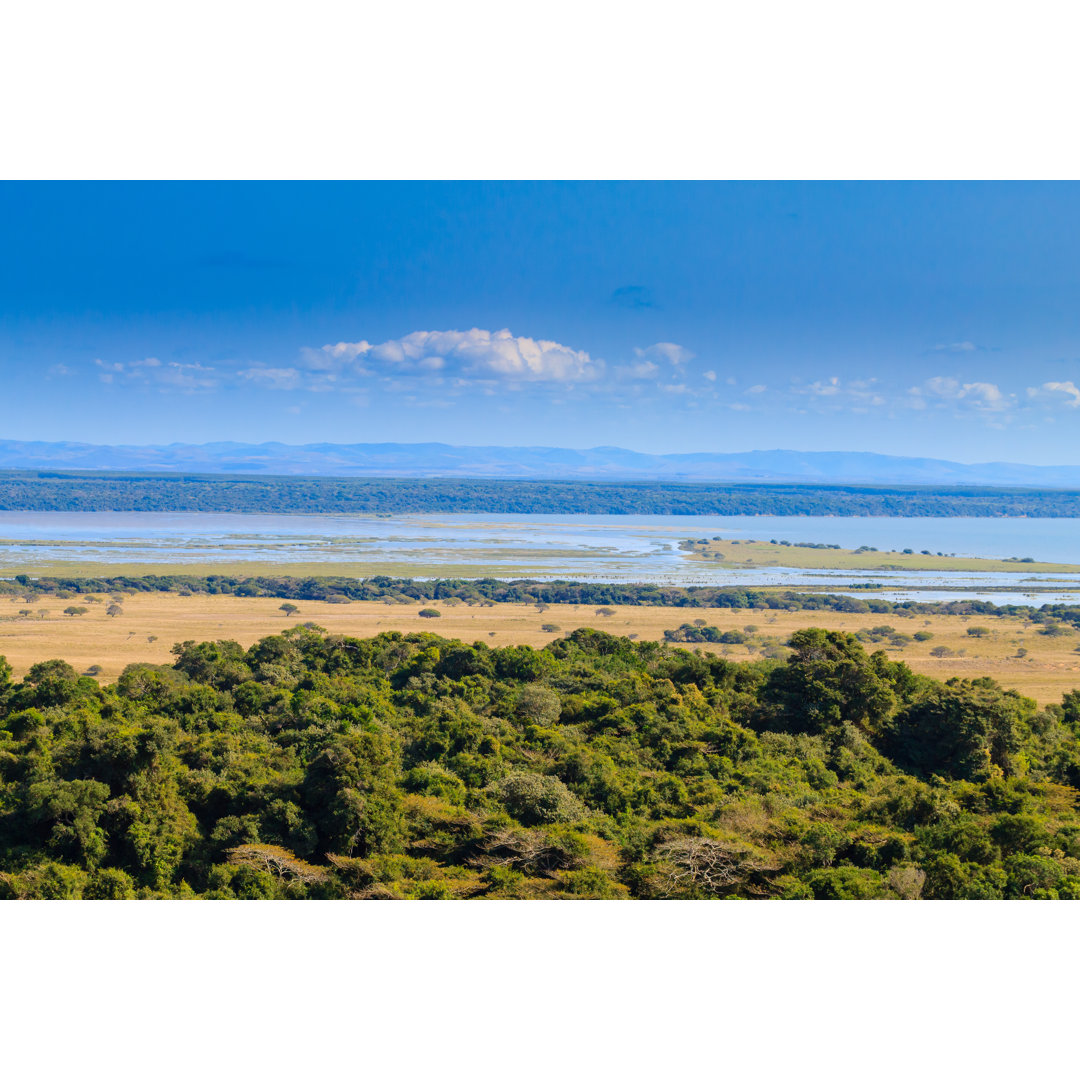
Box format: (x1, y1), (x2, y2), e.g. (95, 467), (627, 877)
(94, 357), (218, 392)
(804, 377), (841, 397)
(920, 376), (1011, 411)
(304, 328), (601, 384)
(791, 377), (885, 409)
(961, 381), (1008, 409)
(905, 376), (1013, 421)
(745, 384), (767, 394)
(150, 362), (218, 391)
(1027, 380), (1080, 408)
(238, 366), (303, 390)
(931, 341), (981, 352)
(94, 358), (124, 383)
(633, 341), (693, 367)
(614, 360), (659, 380)
(299, 340), (373, 372)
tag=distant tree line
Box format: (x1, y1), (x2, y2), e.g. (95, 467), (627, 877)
(4, 573), (1080, 629)
(2, 470), (1080, 515)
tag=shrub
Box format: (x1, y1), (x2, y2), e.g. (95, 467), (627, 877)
(84, 868), (136, 900)
(562, 868), (625, 899)
(498, 772), (586, 826)
(412, 880), (453, 899)
(804, 867), (885, 899)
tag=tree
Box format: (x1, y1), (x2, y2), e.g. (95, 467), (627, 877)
(651, 837), (776, 898)
(515, 684), (561, 727)
(879, 680), (1028, 781)
(280, 603), (299, 617)
(967, 626), (990, 638)
(63, 606), (88, 617)
(418, 608), (441, 618)
(228, 844), (329, 886)
(106, 603), (123, 617)
(498, 772), (584, 826)
(758, 628), (898, 736)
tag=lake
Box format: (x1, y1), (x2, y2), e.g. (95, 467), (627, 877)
(2, 511), (1080, 605)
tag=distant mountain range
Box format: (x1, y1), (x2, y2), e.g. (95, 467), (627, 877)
(1, 439), (1079, 488)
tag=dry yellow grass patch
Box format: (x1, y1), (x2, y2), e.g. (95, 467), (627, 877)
(683, 537), (1079, 573)
(1, 592), (1079, 706)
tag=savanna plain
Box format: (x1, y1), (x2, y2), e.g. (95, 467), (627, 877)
(4, 589), (1080, 706)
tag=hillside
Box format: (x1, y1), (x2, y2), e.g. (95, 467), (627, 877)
(2, 439), (1080, 486)
(4, 625), (1080, 899)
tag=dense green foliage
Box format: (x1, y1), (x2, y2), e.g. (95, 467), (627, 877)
(5, 573), (1079, 629)
(4, 625), (1080, 899)
(3, 471), (1080, 515)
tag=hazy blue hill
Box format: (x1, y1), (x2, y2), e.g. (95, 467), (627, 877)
(2, 439), (1080, 487)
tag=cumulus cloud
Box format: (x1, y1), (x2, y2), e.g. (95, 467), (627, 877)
(1027, 381), (1080, 407)
(92, 329), (702, 403)
(917, 376), (1011, 411)
(302, 341), (372, 369)
(302, 328), (601, 384)
(924, 382), (1006, 410)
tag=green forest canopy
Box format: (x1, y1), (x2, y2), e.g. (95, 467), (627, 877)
(4, 625), (1080, 899)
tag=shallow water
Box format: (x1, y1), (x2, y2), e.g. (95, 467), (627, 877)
(2, 511), (1080, 605)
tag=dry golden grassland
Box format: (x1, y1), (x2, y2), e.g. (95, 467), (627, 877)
(681, 536), (1080, 573)
(3, 591), (1080, 706)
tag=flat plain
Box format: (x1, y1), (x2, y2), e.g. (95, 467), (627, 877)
(681, 536), (1080, 573)
(3, 591), (1080, 706)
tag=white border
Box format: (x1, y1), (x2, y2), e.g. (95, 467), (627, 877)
(2, 1), (1079, 179)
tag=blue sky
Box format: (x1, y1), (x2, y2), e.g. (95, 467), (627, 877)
(3, 181), (1080, 463)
